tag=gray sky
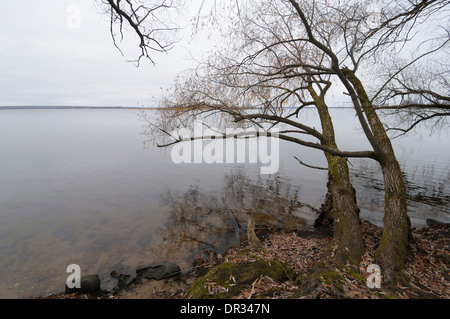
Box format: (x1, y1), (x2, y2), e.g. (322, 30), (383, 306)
(0, 0), (206, 107)
(1, 1), (441, 108)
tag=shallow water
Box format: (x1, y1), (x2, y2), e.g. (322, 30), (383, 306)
(0, 108), (448, 298)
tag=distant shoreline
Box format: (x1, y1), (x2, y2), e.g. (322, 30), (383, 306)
(0, 106), (353, 110)
(0, 106), (158, 110)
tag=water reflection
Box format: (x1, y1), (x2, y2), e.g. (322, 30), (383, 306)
(0, 109), (448, 298)
(349, 158), (450, 227)
(148, 171), (312, 271)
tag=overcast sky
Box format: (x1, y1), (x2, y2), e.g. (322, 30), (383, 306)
(0, 0), (208, 107)
(1, 1), (441, 108)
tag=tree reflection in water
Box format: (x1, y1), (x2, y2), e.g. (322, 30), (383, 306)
(148, 171), (315, 272)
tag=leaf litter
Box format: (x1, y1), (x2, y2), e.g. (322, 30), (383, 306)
(192, 220), (449, 299)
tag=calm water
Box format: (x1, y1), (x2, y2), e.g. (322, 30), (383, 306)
(0, 108), (448, 298)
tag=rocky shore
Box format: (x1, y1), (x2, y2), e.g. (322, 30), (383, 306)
(40, 219), (449, 299)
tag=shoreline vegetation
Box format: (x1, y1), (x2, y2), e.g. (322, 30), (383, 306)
(40, 219), (449, 300)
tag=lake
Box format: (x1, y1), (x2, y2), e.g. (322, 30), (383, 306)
(0, 108), (448, 298)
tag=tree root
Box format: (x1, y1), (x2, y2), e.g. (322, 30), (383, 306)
(296, 264), (348, 298)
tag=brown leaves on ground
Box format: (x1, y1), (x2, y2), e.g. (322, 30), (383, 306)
(203, 220), (449, 299)
(406, 224), (450, 298)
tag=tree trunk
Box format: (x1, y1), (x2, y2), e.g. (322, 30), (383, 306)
(342, 68), (412, 283)
(314, 172), (359, 230)
(375, 154), (412, 283)
(314, 172), (334, 229)
(325, 154), (364, 267)
(247, 214), (263, 250)
(309, 85), (364, 267)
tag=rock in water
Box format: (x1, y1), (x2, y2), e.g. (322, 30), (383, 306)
(136, 262), (180, 280)
(65, 274), (101, 294)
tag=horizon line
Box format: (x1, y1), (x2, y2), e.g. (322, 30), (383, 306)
(0, 105), (353, 110)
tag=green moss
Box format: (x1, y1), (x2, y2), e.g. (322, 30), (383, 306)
(186, 263), (236, 299)
(343, 267), (365, 284)
(312, 265), (345, 288)
(296, 264), (348, 297)
(294, 273), (307, 286)
(379, 292), (401, 299)
(185, 258), (294, 299)
(318, 271), (345, 292)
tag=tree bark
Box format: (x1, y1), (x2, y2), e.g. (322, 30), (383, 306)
(342, 68), (412, 283)
(247, 214), (263, 250)
(314, 172), (334, 228)
(309, 85), (364, 267)
(376, 154), (412, 283)
(324, 155), (365, 267)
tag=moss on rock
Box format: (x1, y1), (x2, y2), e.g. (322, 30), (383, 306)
(186, 257), (294, 299)
(295, 264), (347, 298)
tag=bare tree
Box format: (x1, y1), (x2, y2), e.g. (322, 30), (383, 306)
(146, 0), (371, 271)
(373, 52), (449, 136)
(329, 0), (449, 282)
(375, 62), (450, 137)
(98, 0), (181, 65)
(101, 0), (449, 286)
(356, 0), (450, 136)
(150, 0), (448, 284)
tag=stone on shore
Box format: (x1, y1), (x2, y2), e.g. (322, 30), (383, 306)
(135, 262), (181, 280)
(426, 218), (449, 227)
(65, 274), (101, 294)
